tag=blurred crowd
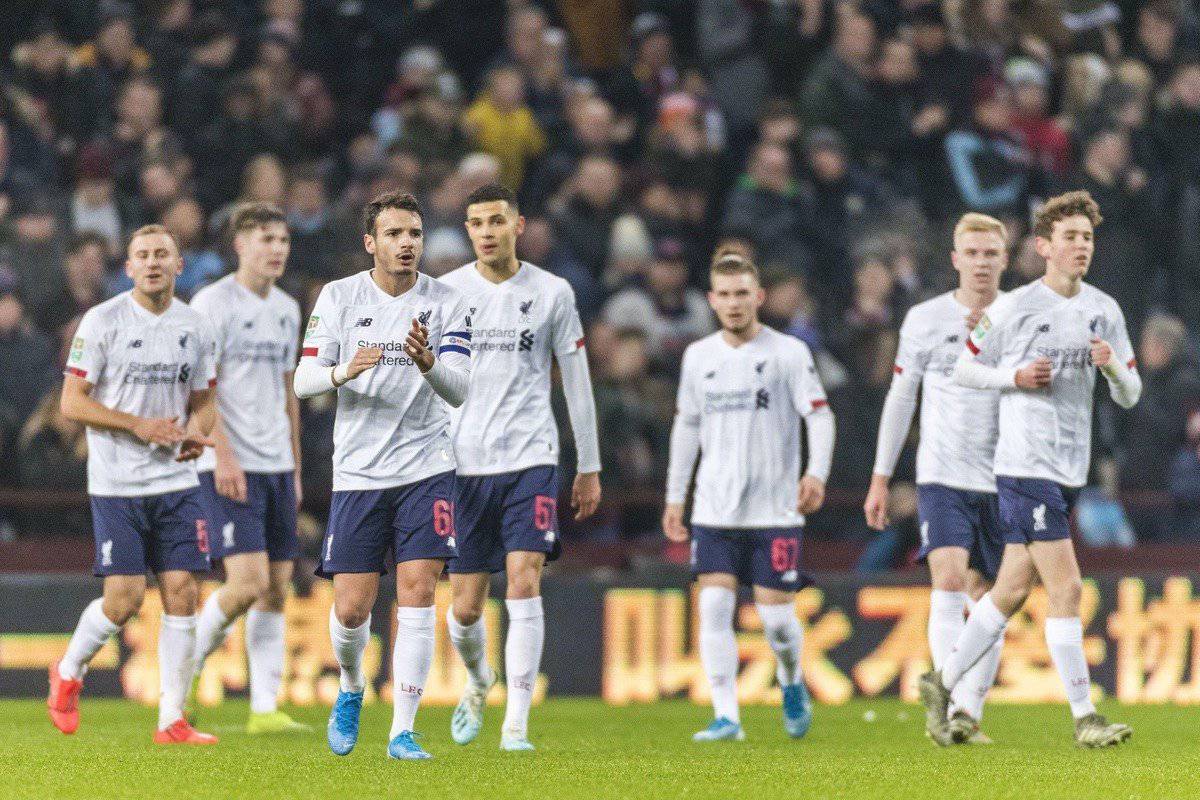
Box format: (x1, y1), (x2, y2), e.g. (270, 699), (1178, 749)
(2, 0), (1200, 552)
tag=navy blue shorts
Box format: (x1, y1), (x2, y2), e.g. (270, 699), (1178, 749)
(317, 470), (457, 578)
(199, 471), (298, 562)
(91, 487), (212, 576)
(690, 526), (804, 591)
(997, 477), (1079, 544)
(447, 465), (561, 574)
(916, 484), (1005, 580)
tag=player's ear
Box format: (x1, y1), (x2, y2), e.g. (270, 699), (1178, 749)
(514, 214), (526, 236)
(363, 233), (376, 255)
(1032, 235), (1051, 260)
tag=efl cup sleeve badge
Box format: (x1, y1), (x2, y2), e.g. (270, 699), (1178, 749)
(966, 315), (991, 355)
(69, 337), (85, 364)
(304, 315), (319, 340)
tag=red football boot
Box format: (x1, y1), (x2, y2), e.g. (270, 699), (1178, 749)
(153, 719), (219, 745)
(47, 660), (83, 734)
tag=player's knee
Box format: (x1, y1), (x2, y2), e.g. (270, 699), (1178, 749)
(259, 580), (288, 611)
(451, 603), (483, 627)
(334, 603), (371, 629)
(395, 575), (436, 608)
(931, 570), (968, 594)
(103, 592), (143, 626)
(161, 581), (199, 616)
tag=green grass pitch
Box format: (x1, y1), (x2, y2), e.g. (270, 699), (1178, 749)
(3, 698), (1196, 799)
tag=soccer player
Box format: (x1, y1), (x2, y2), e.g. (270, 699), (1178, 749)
(294, 191), (471, 761)
(188, 203), (307, 734)
(49, 225), (219, 744)
(439, 184), (601, 752)
(663, 254), (835, 741)
(919, 190), (1140, 747)
(864, 213), (1009, 744)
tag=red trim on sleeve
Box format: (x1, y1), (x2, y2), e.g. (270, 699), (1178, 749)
(208, 378), (217, 389)
(811, 399), (828, 409)
(893, 365), (903, 374)
(966, 338), (980, 355)
(575, 336), (586, 349)
(1127, 358), (1137, 369)
(302, 347), (318, 357)
(66, 367), (87, 378)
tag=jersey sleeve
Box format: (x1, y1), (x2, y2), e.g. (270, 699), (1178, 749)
(301, 285), (341, 366)
(1105, 300), (1137, 370)
(788, 340), (829, 417)
(964, 304), (1008, 366)
(437, 291), (473, 363)
(893, 309), (931, 380)
(65, 309), (106, 384)
(192, 320), (218, 390)
(550, 283), (587, 357)
(675, 346), (702, 421)
(283, 298), (302, 371)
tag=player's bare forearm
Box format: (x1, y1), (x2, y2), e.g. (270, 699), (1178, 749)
(60, 376), (140, 434)
(187, 388), (217, 437)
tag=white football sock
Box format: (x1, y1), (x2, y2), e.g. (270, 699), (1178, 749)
(390, 605), (435, 739)
(447, 607), (492, 687)
(928, 590), (968, 669)
(756, 601), (804, 686)
(501, 597), (544, 739)
(246, 609), (285, 714)
(1045, 617), (1096, 718)
(698, 586), (739, 724)
(329, 606), (370, 693)
(158, 613), (197, 729)
(60, 598), (120, 680)
(955, 633), (1004, 721)
(942, 593), (1008, 690)
(192, 589), (233, 679)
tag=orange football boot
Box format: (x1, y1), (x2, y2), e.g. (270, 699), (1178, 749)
(47, 661), (83, 734)
(153, 719), (219, 745)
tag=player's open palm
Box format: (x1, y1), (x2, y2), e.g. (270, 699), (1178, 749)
(403, 319), (434, 372)
(798, 476), (826, 515)
(132, 416), (187, 447)
(214, 454), (248, 502)
(1015, 356), (1052, 389)
(662, 503), (689, 542)
(176, 432), (215, 463)
(346, 346), (384, 380)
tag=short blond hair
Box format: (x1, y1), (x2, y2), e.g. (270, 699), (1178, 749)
(953, 213), (1008, 246)
(127, 224), (178, 255)
(710, 253), (760, 282)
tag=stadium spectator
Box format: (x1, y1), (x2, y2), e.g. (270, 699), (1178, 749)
(0, 272), (57, 481)
(171, 12), (239, 152)
(943, 80), (1031, 218)
(722, 142), (815, 276)
(14, 386), (89, 537)
(33, 232), (109, 337)
(73, 2), (149, 142)
(463, 66), (546, 190)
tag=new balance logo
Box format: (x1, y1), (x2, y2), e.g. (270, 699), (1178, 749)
(945, 334), (959, 343)
(1037, 324), (1051, 333)
(128, 339), (143, 348)
(781, 570), (798, 583)
(520, 299), (533, 314)
(101, 540), (113, 567)
(222, 522), (235, 550)
(755, 360), (767, 374)
(417, 310), (431, 326)
(544, 530), (556, 543)
(324, 535), (334, 562)
(755, 389), (770, 409)
(243, 320), (254, 329)
(1089, 316), (1103, 333)
(1033, 503), (1047, 532)
(920, 521), (930, 547)
(519, 329), (534, 352)
(704, 370), (716, 380)
(179, 333), (189, 349)
(354, 317), (373, 327)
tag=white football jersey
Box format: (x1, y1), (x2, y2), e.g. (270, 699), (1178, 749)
(438, 261), (586, 475)
(965, 279), (1135, 487)
(301, 270), (471, 491)
(190, 275), (300, 474)
(890, 292), (1001, 493)
(672, 327), (829, 527)
(66, 293), (217, 497)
